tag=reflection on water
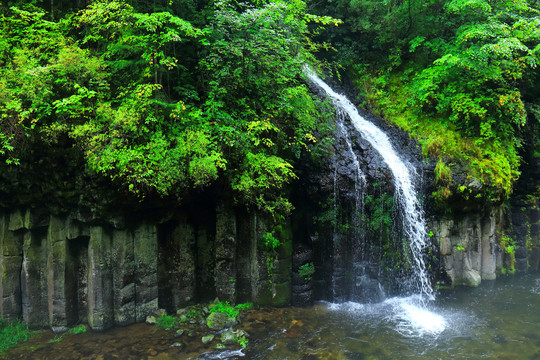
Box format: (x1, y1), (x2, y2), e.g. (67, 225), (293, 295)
(2, 274), (540, 359)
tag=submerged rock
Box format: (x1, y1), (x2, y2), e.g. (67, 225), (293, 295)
(463, 269), (482, 287)
(202, 334), (215, 344)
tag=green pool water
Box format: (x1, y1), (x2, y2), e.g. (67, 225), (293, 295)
(242, 274), (540, 359)
(3, 274), (539, 360)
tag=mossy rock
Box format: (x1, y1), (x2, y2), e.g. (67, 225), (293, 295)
(202, 334), (215, 344)
(206, 312), (229, 330)
(220, 330), (237, 345)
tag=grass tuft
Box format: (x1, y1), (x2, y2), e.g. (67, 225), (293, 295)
(0, 319), (30, 352)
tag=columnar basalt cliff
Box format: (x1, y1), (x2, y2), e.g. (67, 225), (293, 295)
(0, 205), (292, 332)
(1, 141), (539, 332)
(432, 211), (502, 287)
(431, 132), (540, 288)
(430, 201), (540, 288)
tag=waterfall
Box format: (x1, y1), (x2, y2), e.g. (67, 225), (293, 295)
(305, 68), (434, 301)
(331, 115), (372, 302)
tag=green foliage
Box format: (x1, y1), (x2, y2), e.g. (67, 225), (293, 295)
(500, 235), (517, 274)
(435, 160), (452, 185)
(48, 336), (63, 344)
(262, 228), (282, 285)
(298, 262), (315, 281)
(197, 0), (337, 215)
(237, 333), (249, 349)
(232, 153), (296, 215)
(262, 231), (280, 250)
(67, 325), (87, 335)
(156, 314), (177, 330)
(0, 0), (337, 219)
(209, 301), (238, 319)
(311, 0), (540, 206)
(363, 193), (394, 231)
(208, 301), (253, 320)
(44, 324), (88, 344)
(0, 319), (30, 352)
(234, 302), (253, 311)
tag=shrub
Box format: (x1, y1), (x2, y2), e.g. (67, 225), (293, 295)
(0, 319), (30, 351)
(156, 315), (177, 330)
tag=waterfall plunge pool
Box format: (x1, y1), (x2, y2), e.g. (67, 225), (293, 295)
(3, 274), (539, 359)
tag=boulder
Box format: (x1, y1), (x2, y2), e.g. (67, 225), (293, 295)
(206, 312), (229, 330)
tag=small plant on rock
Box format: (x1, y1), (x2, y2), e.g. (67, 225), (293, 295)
(237, 333), (248, 349)
(156, 314), (177, 330)
(235, 303), (253, 311)
(209, 302), (239, 319)
(68, 325), (87, 335)
(500, 235), (517, 275)
(298, 262), (315, 281)
(209, 301), (253, 319)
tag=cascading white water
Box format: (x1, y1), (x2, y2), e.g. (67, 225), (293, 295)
(305, 68), (434, 301)
(337, 117), (366, 188)
(332, 115), (373, 302)
(306, 68), (445, 336)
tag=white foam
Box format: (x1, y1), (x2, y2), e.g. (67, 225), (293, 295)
(393, 300), (446, 337)
(532, 278), (540, 294)
(328, 301), (366, 312)
(328, 296), (446, 338)
(199, 349), (245, 359)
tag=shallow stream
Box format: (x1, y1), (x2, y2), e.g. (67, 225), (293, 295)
(3, 274), (539, 359)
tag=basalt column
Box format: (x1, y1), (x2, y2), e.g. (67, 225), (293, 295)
(1, 212), (23, 321)
(21, 226), (49, 328)
(87, 226), (113, 331)
(158, 218), (197, 312)
(112, 229), (136, 326)
(47, 215), (71, 333)
(214, 202), (237, 303)
(134, 223), (159, 322)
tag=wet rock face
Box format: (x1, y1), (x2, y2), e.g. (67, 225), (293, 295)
(0, 202), (293, 332)
(434, 212), (500, 287)
(0, 212), (159, 332)
(292, 98), (432, 302)
(291, 246), (313, 307)
(434, 200), (540, 288)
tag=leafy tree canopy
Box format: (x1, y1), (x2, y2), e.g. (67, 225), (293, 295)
(310, 0), (540, 205)
(0, 0), (338, 217)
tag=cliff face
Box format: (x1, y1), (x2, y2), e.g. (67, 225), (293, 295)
(0, 111), (538, 333)
(0, 204), (292, 332)
(433, 130), (540, 288)
(432, 200), (540, 288)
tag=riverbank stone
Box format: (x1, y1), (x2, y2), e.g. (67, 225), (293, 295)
(202, 334), (215, 344)
(206, 312), (229, 330)
(463, 269), (482, 287)
(220, 330), (237, 345)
